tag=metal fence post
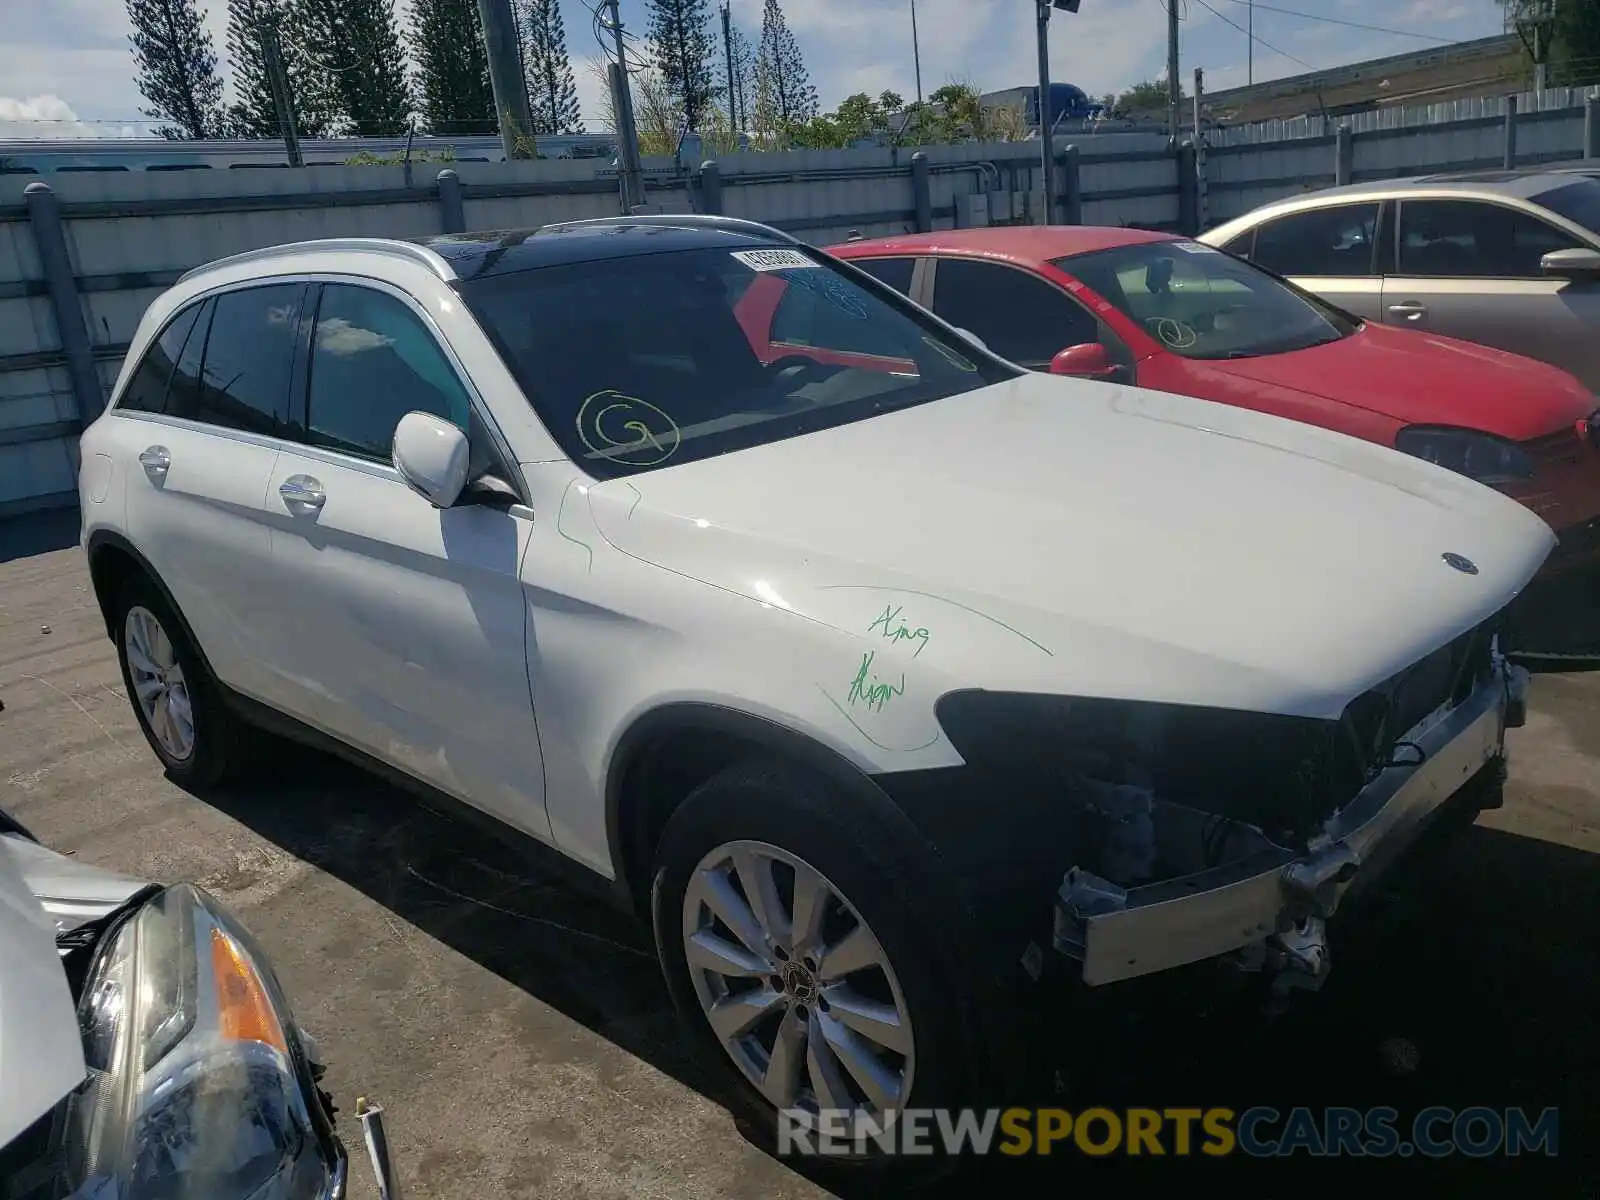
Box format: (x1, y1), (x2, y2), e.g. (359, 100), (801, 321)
(1585, 92), (1600, 160)
(1060, 145), (1082, 225)
(436, 169), (466, 234)
(699, 160), (722, 215)
(23, 182), (101, 426)
(1335, 124), (1354, 186)
(910, 152), (932, 232)
(1176, 140), (1199, 236)
(1503, 94), (1518, 169)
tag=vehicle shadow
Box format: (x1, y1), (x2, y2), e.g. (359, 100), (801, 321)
(1510, 562), (1600, 667)
(0, 508), (80, 565)
(190, 753), (1596, 1197)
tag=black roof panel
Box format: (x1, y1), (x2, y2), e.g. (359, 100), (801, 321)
(419, 223), (785, 280)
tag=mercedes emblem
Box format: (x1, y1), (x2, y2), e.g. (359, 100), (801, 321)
(1442, 552), (1479, 576)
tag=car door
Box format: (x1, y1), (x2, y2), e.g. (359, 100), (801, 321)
(1231, 200), (1386, 322)
(926, 256), (1133, 375)
(1384, 197), (1600, 388)
(118, 283), (304, 703)
(262, 279), (550, 841)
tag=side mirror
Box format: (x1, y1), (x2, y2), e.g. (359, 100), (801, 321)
(1049, 342), (1120, 379)
(1541, 247), (1600, 280)
(954, 327), (991, 353)
(393, 411), (470, 508)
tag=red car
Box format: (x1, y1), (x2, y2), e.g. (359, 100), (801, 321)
(824, 227), (1600, 573)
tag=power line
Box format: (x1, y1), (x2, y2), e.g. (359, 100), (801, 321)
(1217, 0), (1455, 44)
(1190, 0), (1316, 71)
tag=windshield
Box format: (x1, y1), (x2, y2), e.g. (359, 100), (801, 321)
(1056, 240), (1358, 360)
(456, 243), (1015, 481)
(1532, 177), (1600, 236)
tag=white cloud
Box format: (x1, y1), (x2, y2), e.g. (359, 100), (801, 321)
(0, 94), (142, 139)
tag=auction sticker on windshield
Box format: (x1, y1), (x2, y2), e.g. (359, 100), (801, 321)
(732, 248), (819, 271)
(1173, 242), (1220, 254)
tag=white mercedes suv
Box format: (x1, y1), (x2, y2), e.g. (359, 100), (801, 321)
(79, 214), (1545, 1155)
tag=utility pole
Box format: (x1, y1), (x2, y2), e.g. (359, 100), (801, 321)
(258, 19), (302, 168)
(1167, 0), (1181, 143)
(911, 0), (924, 109)
(605, 0), (646, 211)
(721, 4), (737, 130)
(1036, 0), (1055, 226)
(1247, 0), (1254, 86)
(475, 0), (538, 159)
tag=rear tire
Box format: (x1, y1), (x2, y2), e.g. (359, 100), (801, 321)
(650, 757), (980, 1181)
(112, 573), (258, 788)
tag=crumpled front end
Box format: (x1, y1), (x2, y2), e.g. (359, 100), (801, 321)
(1047, 611), (1527, 994)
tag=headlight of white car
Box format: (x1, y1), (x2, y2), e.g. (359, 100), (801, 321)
(1394, 425), (1535, 488)
(61, 884), (344, 1199)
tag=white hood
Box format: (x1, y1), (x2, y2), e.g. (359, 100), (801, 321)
(0, 834), (86, 1149)
(592, 374), (1555, 718)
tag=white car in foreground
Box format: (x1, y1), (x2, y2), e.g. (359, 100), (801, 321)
(79, 214), (1543, 1160)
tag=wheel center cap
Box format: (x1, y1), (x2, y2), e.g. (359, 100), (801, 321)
(781, 961), (817, 1004)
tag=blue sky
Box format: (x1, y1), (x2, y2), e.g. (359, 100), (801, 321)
(0, 0), (1507, 138)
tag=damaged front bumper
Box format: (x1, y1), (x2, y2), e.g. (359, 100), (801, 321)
(1055, 659), (1529, 988)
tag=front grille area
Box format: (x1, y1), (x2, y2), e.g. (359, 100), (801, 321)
(1334, 611), (1502, 792)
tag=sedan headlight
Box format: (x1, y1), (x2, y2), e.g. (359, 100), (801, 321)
(62, 885), (345, 1200)
(1394, 424), (1535, 487)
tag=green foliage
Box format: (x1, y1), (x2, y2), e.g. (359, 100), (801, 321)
(518, 0), (583, 134)
(647, 0), (718, 131)
(754, 0), (818, 133)
(224, 0), (333, 138)
(298, 0), (414, 135)
(1113, 77), (1182, 114)
(410, 0), (495, 136)
(1501, 0), (1600, 87)
(343, 145), (458, 165)
(126, 0), (227, 138)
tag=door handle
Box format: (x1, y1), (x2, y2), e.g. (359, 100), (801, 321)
(138, 446), (171, 478)
(279, 474), (326, 512)
(1387, 301), (1427, 320)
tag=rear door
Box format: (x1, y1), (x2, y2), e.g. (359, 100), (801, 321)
(1383, 197), (1600, 389)
(261, 279), (549, 841)
(118, 283), (304, 701)
(1234, 200), (1386, 322)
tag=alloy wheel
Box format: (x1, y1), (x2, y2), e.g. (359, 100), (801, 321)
(681, 839), (915, 1121)
(124, 605), (195, 762)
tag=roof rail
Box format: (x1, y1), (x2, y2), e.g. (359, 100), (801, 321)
(536, 213), (807, 247)
(177, 237), (456, 285)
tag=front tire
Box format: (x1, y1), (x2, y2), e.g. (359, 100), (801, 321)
(651, 758), (977, 1175)
(113, 573), (255, 788)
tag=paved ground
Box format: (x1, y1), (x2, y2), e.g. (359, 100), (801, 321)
(1, 512), (1595, 1196)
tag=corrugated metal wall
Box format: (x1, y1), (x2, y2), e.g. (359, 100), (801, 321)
(3, 85), (1597, 516)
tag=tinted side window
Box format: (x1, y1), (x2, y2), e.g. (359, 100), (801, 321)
(117, 304), (201, 414)
(1251, 203), (1381, 276)
(770, 273), (914, 358)
(1218, 230), (1255, 258)
(306, 284), (473, 461)
(192, 285), (301, 435)
(1397, 199), (1581, 278)
(850, 256), (916, 295)
(930, 258), (1097, 367)
(163, 298), (213, 421)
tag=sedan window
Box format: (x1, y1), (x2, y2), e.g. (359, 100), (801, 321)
(456, 244), (1013, 481)
(1058, 240), (1357, 360)
(847, 256), (916, 295)
(1397, 199), (1581, 278)
(1250, 202), (1381, 277)
(930, 258), (1099, 368)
